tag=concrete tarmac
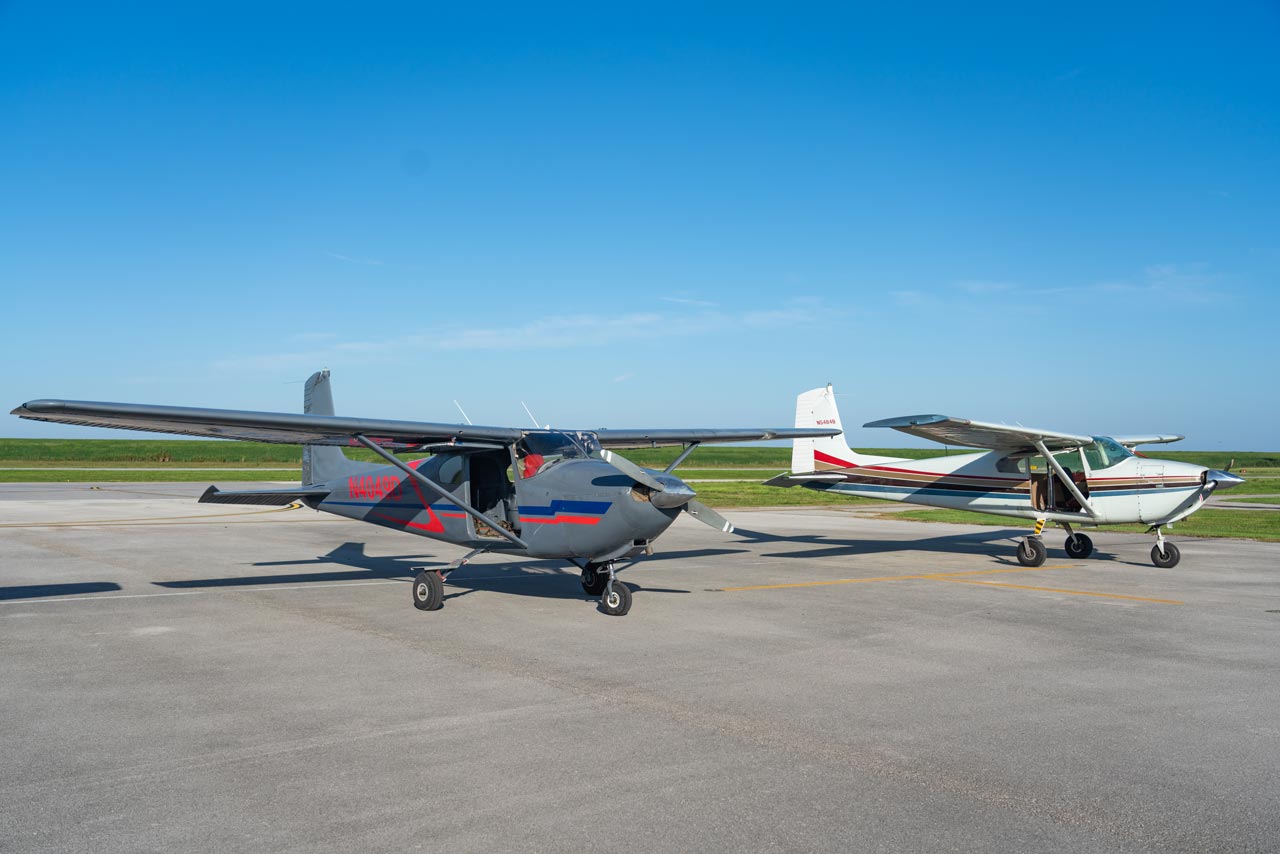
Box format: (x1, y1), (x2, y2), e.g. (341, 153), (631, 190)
(2, 483), (1278, 853)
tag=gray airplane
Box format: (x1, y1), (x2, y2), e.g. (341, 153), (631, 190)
(12, 371), (835, 616)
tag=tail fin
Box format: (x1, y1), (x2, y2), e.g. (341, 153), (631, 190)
(792, 385), (904, 473)
(301, 370), (376, 485)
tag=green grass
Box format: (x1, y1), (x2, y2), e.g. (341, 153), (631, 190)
(689, 481), (881, 508)
(0, 469), (302, 483)
(889, 507), (1280, 542)
(1222, 495), (1280, 505)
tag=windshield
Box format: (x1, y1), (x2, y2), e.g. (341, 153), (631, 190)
(517, 431), (603, 477)
(1083, 436), (1133, 470)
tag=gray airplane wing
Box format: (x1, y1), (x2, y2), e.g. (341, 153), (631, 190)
(10, 400), (525, 448)
(594, 428), (839, 449)
(12, 400), (837, 450)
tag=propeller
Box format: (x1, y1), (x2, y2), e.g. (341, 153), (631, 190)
(599, 449), (735, 532)
(685, 499), (734, 533)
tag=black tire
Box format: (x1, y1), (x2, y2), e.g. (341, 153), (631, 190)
(1017, 537), (1047, 567)
(1151, 542), (1181, 569)
(581, 564), (607, 596)
(412, 569), (444, 611)
(600, 580), (632, 616)
(1065, 533), (1094, 560)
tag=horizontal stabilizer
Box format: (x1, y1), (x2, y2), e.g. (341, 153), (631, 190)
(762, 472), (847, 488)
(198, 486), (330, 506)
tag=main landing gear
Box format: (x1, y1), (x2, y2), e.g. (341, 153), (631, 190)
(582, 561), (632, 616)
(1062, 522), (1093, 560)
(1015, 521), (1183, 569)
(1016, 520), (1094, 566)
(410, 548), (488, 612)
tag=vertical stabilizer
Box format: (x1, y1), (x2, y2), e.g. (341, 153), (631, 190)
(301, 370), (370, 485)
(792, 385), (905, 473)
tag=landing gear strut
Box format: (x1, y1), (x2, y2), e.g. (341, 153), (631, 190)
(597, 561), (632, 616)
(1150, 527), (1181, 568)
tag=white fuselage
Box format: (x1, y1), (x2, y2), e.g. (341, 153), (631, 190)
(814, 450), (1208, 526)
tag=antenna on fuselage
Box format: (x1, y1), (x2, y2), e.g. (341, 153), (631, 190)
(521, 401), (544, 429)
(454, 400), (473, 425)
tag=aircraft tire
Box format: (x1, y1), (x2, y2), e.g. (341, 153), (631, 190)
(581, 564), (608, 596)
(1065, 533), (1094, 559)
(412, 569), (444, 611)
(1151, 542), (1181, 569)
(1017, 537), (1047, 567)
(600, 581), (632, 616)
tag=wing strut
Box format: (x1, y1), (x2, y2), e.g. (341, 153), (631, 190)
(663, 442), (701, 474)
(1032, 439), (1099, 520)
(354, 435), (529, 549)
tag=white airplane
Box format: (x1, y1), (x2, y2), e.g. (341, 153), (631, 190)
(765, 385), (1246, 568)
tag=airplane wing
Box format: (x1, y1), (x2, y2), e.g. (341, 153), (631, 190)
(11, 400), (838, 451)
(10, 400), (525, 449)
(1113, 434), (1184, 448)
(593, 428), (839, 449)
(862, 414), (1093, 452)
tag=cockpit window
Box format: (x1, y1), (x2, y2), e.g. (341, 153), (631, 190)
(1083, 436), (1133, 470)
(516, 431), (603, 478)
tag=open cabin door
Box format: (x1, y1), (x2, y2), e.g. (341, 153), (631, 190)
(464, 449), (519, 540)
(1028, 448), (1091, 513)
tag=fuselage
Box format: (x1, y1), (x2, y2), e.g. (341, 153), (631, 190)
(810, 444), (1210, 526)
(312, 454), (682, 561)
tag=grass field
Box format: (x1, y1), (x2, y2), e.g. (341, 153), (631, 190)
(3, 439), (1276, 539)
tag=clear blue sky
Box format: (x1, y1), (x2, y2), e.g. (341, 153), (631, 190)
(3, 3), (1277, 450)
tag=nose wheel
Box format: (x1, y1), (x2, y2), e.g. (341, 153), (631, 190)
(1150, 527), (1181, 568)
(586, 561), (632, 616)
(601, 579), (632, 616)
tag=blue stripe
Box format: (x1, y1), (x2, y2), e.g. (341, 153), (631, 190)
(518, 499), (611, 517)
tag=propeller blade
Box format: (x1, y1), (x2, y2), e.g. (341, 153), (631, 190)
(684, 499), (734, 533)
(600, 449), (667, 492)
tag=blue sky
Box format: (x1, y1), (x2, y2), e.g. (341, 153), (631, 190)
(3, 3), (1277, 450)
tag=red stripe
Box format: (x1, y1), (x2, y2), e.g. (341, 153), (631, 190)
(519, 515), (601, 525)
(815, 449), (858, 469)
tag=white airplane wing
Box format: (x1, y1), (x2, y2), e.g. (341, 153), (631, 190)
(863, 414), (1093, 452)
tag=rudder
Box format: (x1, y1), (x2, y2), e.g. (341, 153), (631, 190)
(301, 370), (377, 485)
(792, 384), (904, 473)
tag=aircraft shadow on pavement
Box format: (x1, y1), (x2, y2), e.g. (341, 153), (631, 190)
(151, 541), (691, 600)
(0, 581), (122, 600)
(732, 527), (1123, 564)
(153, 542), (442, 588)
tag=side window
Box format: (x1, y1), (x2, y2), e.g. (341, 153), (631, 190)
(996, 456), (1028, 474)
(438, 456), (464, 486)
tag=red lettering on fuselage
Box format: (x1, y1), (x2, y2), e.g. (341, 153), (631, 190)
(348, 475), (404, 501)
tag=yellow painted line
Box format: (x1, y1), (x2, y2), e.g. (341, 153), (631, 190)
(722, 565), (1073, 592)
(935, 577), (1183, 605)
